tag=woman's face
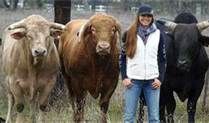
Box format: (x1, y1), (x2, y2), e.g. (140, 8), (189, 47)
(138, 14), (153, 27)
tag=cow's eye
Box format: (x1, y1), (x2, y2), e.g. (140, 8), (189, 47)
(112, 27), (116, 35)
(90, 26), (96, 34)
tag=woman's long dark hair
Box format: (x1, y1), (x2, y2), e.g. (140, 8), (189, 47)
(125, 17), (138, 58)
(125, 15), (154, 58)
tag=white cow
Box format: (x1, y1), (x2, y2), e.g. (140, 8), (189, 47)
(2, 15), (65, 123)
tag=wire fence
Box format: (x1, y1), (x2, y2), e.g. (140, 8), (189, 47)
(0, 3), (209, 122)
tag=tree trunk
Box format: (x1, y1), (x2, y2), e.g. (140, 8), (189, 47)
(49, 0), (71, 108)
(54, 0), (71, 24)
(3, 0), (18, 10)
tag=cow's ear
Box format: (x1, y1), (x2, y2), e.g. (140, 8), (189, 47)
(83, 24), (96, 35)
(10, 31), (26, 40)
(10, 28), (26, 40)
(200, 35), (209, 46)
(115, 20), (121, 37)
(79, 23), (94, 42)
(50, 28), (63, 39)
(49, 22), (65, 39)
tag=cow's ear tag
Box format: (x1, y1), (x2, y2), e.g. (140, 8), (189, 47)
(11, 32), (26, 40)
(50, 29), (62, 39)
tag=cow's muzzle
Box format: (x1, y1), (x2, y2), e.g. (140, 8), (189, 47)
(96, 41), (110, 55)
(177, 60), (190, 72)
(32, 47), (47, 57)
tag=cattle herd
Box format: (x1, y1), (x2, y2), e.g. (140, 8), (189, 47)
(0, 12), (209, 123)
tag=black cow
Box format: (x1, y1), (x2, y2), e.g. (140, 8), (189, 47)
(137, 13), (209, 123)
(158, 13), (209, 123)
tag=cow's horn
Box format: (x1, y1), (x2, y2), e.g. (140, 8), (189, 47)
(164, 21), (177, 32)
(50, 23), (65, 30)
(8, 20), (26, 30)
(197, 20), (209, 31)
(157, 20), (177, 32)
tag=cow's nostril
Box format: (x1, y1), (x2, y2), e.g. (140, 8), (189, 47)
(35, 50), (39, 54)
(42, 50), (46, 54)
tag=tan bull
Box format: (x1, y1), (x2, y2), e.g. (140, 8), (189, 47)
(2, 15), (65, 123)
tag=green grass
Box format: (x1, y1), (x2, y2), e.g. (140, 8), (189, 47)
(1, 93), (209, 123)
(0, 98), (7, 118)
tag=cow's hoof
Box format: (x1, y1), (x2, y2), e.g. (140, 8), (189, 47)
(40, 105), (50, 112)
(16, 103), (24, 112)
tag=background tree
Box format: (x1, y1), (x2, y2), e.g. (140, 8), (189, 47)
(49, 0), (71, 107)
(3, 0), (18, 10)
(54, 0), (71, 24)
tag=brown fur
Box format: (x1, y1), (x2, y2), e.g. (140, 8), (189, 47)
(2, 15), (64, 123)
(59, 13), (121, 122)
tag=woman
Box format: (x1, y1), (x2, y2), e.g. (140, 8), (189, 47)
(120, 4), (166, 123)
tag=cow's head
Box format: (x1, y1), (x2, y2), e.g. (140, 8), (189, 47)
(158, 19), (209, 72)
(8, 15), (65, 64)
(79, 13), (121, 56)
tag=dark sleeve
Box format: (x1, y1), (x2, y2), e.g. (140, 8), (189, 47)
(119, 31), (128, 80)
(157, 31), (167, 83)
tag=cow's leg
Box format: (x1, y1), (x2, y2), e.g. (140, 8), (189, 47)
(74, 94), (86, 123)
(187, 89), (202, 123)
(38, 80), (56, 112)
(187, 98), (196, 123)
(166, 91), (176, 123)
(68, 86), (87, 123)
(160, 104), (166, 123)
(66, 76), (86, 122)
(6, 93), (14, 123)
(187, 77), (204, 123)
(99, 94), (110, 123)
(160, 85), (168, 123)
(187, 88), (202, 123)
(10, 81), (24, 113)
(99, 78), (118, 123)
(65, 76), (75, 111)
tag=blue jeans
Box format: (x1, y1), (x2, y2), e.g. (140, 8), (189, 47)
(123, 79), (160, 123)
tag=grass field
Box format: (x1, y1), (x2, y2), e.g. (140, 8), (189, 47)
(1, 86), (209, 123)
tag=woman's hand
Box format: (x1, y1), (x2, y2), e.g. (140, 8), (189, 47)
(152, 78), (161, 89)
(122, 78), (133, 88)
